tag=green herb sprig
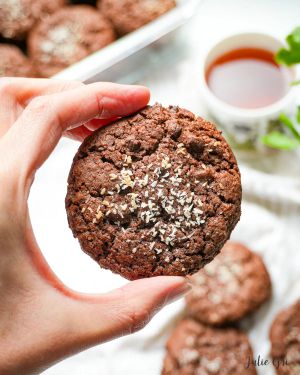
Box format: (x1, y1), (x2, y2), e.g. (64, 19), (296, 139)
(260, 27), (300, 150)
(276, 27), (300, 67)
(261, 108), (300, 150)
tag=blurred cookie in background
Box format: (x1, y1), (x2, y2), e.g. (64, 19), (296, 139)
(0, 0), (67, 40)
(270, 300), (300, 374)
(0, 44), (35, 77)
(162, 318), (257, 375)
(186, 242), (272, 326)
(98, 0), (176, 35)
(28, 5), (116, 77)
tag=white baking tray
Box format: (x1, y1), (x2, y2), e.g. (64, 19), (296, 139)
(53, 0), (203, 83)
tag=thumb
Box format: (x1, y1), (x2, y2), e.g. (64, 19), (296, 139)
(0, 276), (190, 375)
(66, 276), (190, 348)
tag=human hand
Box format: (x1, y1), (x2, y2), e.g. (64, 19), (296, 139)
(0, 78), (189, 375)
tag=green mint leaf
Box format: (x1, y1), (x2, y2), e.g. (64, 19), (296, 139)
(261, 132), (299, 150)
(297, 106), (300, 124)
(279, 113), (300, 141)
(276, 49), (297, 65)
(287, 27), (300, 46)
(290, 80), (300, 86)
(276, 27), (300, 66)
(276, 48), (300, 66)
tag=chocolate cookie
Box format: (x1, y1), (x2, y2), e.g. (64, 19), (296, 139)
(0, 0), (66, 39)
(66, 104), (241, 280)
(162, 318), (257, 375)
(98, 0), (176, 35)
(186, 242), (271, 325)
(270, 300), (300, 374)
(0, 44), (35, 77)
(28, 5), (116, 77)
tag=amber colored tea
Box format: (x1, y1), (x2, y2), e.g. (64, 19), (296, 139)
(206, 48), (291, 109)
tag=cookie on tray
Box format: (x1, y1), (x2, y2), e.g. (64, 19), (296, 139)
(0, 44), (35, 77)
(270, 300), (300, 374)
(98, 0), (176, 35)
(0, 0), (66, 39)
(186, 241), (272, 325)
(65, 104), (242, 280)
(28, 5), (116, 77)
(162, 318), (257, 375)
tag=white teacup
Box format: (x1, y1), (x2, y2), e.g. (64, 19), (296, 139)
(200, 32), (297, 148)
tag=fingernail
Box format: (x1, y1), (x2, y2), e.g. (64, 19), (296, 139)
(126, 85), (150, 99)
(185, 276), (194, 287)
(126, 84), (149, 91)
(165, 281), (192, 306)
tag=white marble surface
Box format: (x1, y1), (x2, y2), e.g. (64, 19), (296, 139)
(32, 0), (300, 374)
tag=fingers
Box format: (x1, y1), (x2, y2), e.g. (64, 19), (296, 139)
(65, 276), (190, 347)
(64, 125), (93, 142)
(0, 77), (83, 136)
(3, 82), (150, 185)
(64, 118), (119, 142)
(83, 117), (119, 131)
(0, 275), (189, 375)
(0, 77), (83, 104)
(101, 277), (190, 337)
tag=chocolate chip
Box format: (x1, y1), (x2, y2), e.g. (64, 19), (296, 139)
(127, 137), (141, 152)
(185, 134), (205, 159)
(166, 120), (182, 140)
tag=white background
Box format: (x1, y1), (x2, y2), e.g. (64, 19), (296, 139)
(29, 0), (300, 374)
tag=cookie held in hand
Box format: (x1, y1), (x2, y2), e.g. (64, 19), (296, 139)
(66, 104), (241, 280)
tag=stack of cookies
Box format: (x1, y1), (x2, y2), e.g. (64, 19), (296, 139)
(162, 241), (272, 375)
(162, 240), (300, 375)
(0, 0), (176, 78)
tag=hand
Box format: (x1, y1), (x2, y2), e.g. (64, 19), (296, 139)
(0, 78), (189, 375)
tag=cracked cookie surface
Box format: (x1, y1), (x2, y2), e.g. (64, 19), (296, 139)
(186, 241), (272, 325)
(162, 318), (257, 375)
(65, 104), (241, 280)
